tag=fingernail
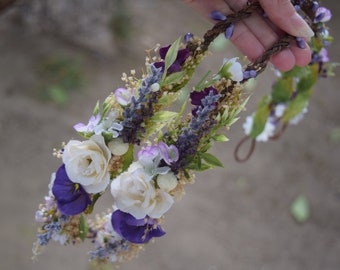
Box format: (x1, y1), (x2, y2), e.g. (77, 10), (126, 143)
(293, 13), (314, 39)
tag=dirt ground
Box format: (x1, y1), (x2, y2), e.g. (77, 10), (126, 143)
(1, 1), (340, 270)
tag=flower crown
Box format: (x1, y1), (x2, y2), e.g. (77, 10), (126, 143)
(33, 0), (335, 266)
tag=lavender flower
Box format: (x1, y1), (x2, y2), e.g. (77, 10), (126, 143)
(36, 215), (69, 246)
(120, 64), (163, 144)
(52, 165), (91, 216)
(171, 88), (221, 172)
(111, 210), (165, 244)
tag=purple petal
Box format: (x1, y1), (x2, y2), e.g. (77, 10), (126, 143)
(111, 210), (166, 244)
(153, 62), (165, 73)
(52, 165), (91, 215)
(296, 37), (306, 49)
(210, 10), (227, 21)
(184, 32), (194, 43)
(224, 24), (234, 39)
(159, 45), (170, 60)
(73, 123), (87, 132)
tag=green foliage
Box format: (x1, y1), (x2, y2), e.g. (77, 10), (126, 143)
(79, 214), (89, 241)
(249, 96), (271, 138)
(330, 127), (340, 143)
(37, 55), (84, 105)
(122, 144), (134, 172)
(162, 71), (186, 86)
(201, 152), (224, 168)
(282, 64), (317, 123)
(290, 194), (310, 223)
(271, 77), (293, 103)
(110, 0), (131, 40)
(162, 37), (181, 81)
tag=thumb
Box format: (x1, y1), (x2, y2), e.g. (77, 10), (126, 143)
(259, 0), (314, 38)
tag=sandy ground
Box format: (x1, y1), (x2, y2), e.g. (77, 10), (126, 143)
(1, 1), (340, 270)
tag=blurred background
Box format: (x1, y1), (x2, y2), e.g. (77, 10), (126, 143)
(0, 1), (339, 269)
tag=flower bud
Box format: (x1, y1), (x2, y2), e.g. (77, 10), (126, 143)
(157, 172), (177, 192)
(108, 137), (129, 156)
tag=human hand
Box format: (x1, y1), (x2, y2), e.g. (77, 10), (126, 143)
(183, 0), (315, 71)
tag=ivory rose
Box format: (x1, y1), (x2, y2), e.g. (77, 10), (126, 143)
(110, 162), (174, 219)
(62, 135), (111, 194)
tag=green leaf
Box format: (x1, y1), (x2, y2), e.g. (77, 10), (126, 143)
(79, 214), (88, 241)
(158, 92), (179, 106)
(296, 64), (318, 94)
(250, 96), (271, 138)
(290, 194), (310, 223)
(271, 77), (293, 103)
(151, 111), (178, 121)
(282, 94), (308, 123)
(201, 153), (224, 168)
(162, 37), (181, 81)
(194, 70), (212, 91)
(212, 134), (229, 142)
(162, 71), (186, 85)
(122, 144), (134, 172)
(186, 162), (211, 171)
(47, 85), (68, 105)
(92, 100), (100, 116)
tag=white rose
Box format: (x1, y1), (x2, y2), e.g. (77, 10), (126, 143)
(110, 161), (174, 219)
(62, 135), (111, 194)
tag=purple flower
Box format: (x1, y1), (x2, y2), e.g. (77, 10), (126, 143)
(154, 45), (190, 74)
(114, 87), (133, 106)
(190, 87), (218, 116)
(74, 114), (101, 133)
(190, 87), (218, 106)
(158, 142), (179, 165)
(52, 164), (91, 216)
(111, 210), (165, 244)
(314, 7), (332, 23)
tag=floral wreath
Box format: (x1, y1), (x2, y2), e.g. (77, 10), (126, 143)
(33, 0), (335, 266)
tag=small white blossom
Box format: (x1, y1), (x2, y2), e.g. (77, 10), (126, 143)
(243, 114), (276, 142)
(219, 57), (243, 82)
(274, 104), (286, 118)
(94, 111), (123, 138)
(52, 233), (68, 245)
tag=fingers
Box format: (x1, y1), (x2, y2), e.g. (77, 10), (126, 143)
(259, 0), (314, 39)
(182, 0), (312, 71)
